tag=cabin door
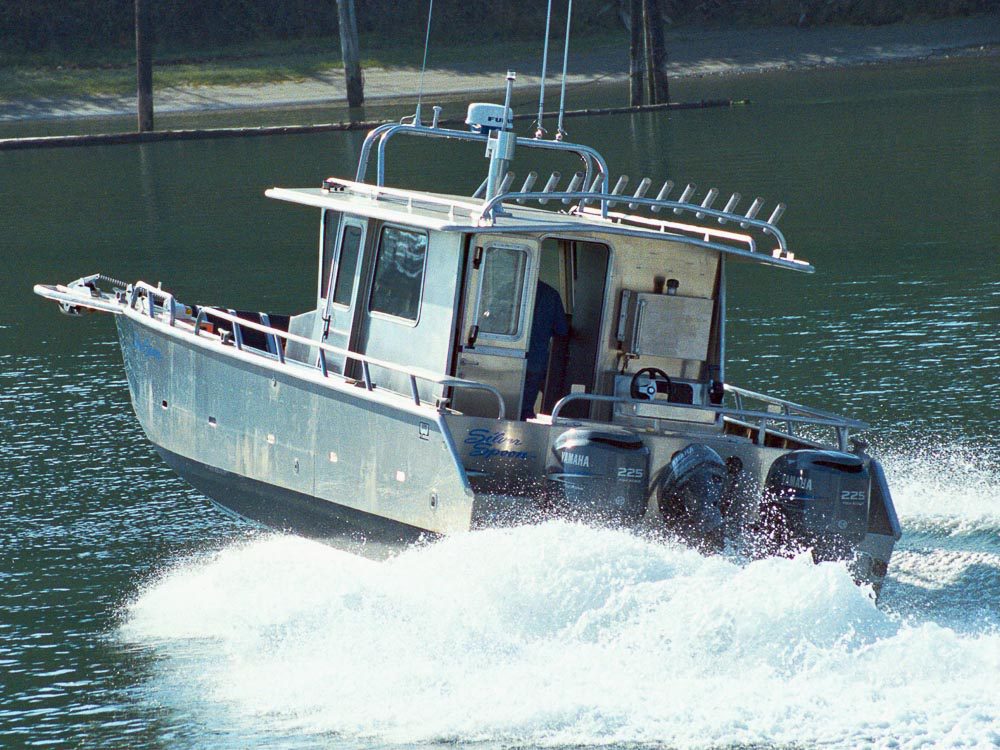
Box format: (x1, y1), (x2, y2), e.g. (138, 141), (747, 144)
(451, 234), (537, 420)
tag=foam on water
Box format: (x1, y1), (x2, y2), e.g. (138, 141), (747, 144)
(874, 441), (1000, 635)
(122, 515), (999, 748)
(879, 441), (1000, 535)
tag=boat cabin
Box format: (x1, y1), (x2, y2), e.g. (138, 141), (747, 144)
(265, 104), (810, 436)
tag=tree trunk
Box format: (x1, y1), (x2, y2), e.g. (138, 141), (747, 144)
(336, 0), (364, 108)
(628, 0), (644, 106)
(642, 0), (669, 105)
(134, 0), (153, 132)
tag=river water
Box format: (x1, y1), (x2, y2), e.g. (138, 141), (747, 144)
(2, 56), (998, 749)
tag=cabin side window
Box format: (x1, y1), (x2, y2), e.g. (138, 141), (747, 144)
(368, 225), (428, 322)
(477, 245), (529, 338)
(331, 224), (363, 307)
(320, 210), (342, 298)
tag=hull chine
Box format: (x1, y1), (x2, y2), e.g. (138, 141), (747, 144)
(156, 446), (435, 558)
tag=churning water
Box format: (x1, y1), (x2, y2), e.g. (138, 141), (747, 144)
(119, 446), (1000, 750)
(115, 445), (1000, 749)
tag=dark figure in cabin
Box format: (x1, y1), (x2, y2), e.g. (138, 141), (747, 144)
(521, 280), (569, 420)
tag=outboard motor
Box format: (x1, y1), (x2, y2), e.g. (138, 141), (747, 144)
(657, 443), (727, 552)
(547, 428), (650, 526)
(759, 450), (871, 561)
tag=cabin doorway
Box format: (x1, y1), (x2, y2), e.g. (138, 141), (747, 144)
(450, 235), (609, 421)
(537, 238), (610, 419)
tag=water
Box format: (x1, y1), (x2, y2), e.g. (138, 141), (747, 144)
(2, 56), (998, 748)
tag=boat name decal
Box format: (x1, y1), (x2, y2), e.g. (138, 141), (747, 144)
(464, 428), (534, 461)
(781, 473), (813, 491)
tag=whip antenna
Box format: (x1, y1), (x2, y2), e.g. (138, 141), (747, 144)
(556, 0), (573, 140)
(414, 0), (435, 125)
(535, 0), (554, 138)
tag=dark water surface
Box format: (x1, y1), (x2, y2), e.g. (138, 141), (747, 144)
(2, 57), (998, 749)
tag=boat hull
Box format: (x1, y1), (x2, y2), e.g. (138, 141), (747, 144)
(115, 310), (477, 541)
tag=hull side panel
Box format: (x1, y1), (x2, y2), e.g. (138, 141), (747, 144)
(156, 445), (432, 553)
(116, 313), (474, 535)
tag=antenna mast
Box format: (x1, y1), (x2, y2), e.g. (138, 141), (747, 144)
(535, 0), (554, 138)
(556, 0), (573, 140)
(414, 0), (435, 125)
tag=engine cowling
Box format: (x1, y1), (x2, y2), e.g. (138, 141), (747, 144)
(547, 428), (650, 525)
(758, 449), (871, 561)
(657, 443), (727, 552)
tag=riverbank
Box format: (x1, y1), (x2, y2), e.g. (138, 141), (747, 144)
(1, 14), (996, 127)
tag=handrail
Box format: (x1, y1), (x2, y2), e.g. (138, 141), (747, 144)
(581, 206), (759, 254)
(480, 190), (790, 254)
(133, 295), (507, 419)
(549, 392), (864, 450)
(355, 121), (411, 182)
(722, 383), (865, 428)
(355, 121), (610, 210)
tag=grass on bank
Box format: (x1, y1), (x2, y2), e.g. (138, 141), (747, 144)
(0, 33), (624, 103)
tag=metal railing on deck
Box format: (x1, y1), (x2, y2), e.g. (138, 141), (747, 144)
(354, 121), (610, 204)
(550, 384), (866, 451)
(127, 283), (506, 419)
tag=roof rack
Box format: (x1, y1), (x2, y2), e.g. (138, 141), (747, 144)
(478, 188), (795, 261)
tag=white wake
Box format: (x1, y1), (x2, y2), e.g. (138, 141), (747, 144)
(122, 517), (999, 749)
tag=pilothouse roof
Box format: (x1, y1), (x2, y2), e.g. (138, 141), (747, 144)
(266, 177), (814, 273)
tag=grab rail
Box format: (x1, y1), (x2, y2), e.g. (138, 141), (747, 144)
(580, 206), (759, 253)
(550, 391), (866, 451)
(131, 294), (506, 419)
(321, 178), (487, 223)
(722, 383), (863, 429)
(354, 121), (610, 211)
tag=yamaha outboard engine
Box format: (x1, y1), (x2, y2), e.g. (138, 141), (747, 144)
(657, 443), (727, 552)
(759, 450), (871, 561)
(547, 428), (650, 525)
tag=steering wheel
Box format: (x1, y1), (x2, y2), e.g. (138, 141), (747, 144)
(629, 367), (672, 401)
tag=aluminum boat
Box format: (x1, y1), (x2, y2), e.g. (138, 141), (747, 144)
(35, 78), (901, 593)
